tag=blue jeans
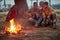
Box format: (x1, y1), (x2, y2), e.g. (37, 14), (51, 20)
(30, 16), (43, 26)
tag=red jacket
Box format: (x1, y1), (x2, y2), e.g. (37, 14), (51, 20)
(6, 5), (17, 21)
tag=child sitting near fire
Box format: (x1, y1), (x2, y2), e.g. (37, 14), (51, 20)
(42, 2), (52, 27)
(26, 2), (42, 27)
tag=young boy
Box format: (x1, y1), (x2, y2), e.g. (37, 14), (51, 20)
(34, 1), (44, 27)
(39, 1), (44, 9)
(42, 2), (52, 27)
(26, 2), (41, 27)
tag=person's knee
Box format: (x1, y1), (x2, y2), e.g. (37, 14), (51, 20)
(28, 18), (33, 21)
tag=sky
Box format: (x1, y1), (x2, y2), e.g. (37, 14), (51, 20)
(46, 0), (60, 4)
(1, 0), (60, 5)
(1, 0), (14, 6)
(5, 0), (15, 5)
(0, 0), (60, 8)
(27, 0), (60, 8)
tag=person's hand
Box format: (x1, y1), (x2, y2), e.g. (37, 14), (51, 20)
(28, 18), (33, 21)
(47, 16), (50, 18)
(28, 13), (32, 17)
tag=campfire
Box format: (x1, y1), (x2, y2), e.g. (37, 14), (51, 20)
(5, 19), (21, 34)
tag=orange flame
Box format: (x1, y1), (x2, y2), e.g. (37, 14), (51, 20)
(6, 19), (21, 34)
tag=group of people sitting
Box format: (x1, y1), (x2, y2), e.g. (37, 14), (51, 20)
(26, 1), (56, 28)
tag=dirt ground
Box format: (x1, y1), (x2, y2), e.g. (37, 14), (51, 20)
(0, 11), (60, 40)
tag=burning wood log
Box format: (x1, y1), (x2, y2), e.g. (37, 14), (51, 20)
(5, 18), (22, 34)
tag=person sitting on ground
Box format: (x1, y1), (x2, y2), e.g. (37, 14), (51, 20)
(26, 2), (41, 27)
(42, 2), (52, 27)
(38, 1), (45, 24)
(33, 1), (45, 27)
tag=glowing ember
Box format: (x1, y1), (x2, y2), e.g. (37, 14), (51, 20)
(6, 19), (21, 34)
